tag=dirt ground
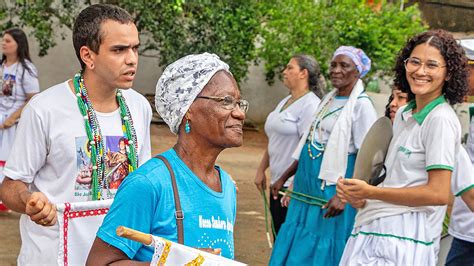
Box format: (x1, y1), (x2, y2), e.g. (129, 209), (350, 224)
(0, 124), (272, 265)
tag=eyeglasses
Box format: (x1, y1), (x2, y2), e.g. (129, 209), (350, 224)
(196, 95), (249, 113)
(404, 57), (446, 74)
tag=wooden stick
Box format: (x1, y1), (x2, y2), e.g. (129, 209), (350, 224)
(116, 226), (153, 246)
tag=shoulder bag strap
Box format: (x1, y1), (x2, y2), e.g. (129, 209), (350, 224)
(154, 155), (184, 244)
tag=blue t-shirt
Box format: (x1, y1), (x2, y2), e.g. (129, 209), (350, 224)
(97, 148), (237, 261)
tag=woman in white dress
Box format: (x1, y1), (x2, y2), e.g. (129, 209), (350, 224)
(0, 28), (39, 211)
(254, 54), (322, 236)
(337, 29), (469, 265)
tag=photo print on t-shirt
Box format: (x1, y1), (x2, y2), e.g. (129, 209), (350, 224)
(75, 136), (130, 199)
(1, 73), (16, 96)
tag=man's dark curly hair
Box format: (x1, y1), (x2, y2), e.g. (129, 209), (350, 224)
(393, 29), (468, 105)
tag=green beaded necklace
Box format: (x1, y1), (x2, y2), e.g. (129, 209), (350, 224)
(307, 95), (344, 159)
(73, 73), (138, 200)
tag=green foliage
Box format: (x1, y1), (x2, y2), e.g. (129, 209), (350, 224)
(259, 0), (427, 83)
(122, 0), (263, 82)
(0, 0), (426, 84)
(0, 0), (262, 82)
(0, 1), (84, 56)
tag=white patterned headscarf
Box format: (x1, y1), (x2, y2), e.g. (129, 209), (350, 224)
(155, 53), (231, 134)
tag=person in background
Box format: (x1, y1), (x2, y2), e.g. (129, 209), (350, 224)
(445, 39), (474, 266)
(0, 28), (40, 212)
(254, 54), (322, 237)
(385, 87), (408, 121)
(269, 46), (377, 265)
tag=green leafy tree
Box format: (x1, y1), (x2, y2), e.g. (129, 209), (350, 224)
(258, 0), (427, 83)
(0, 0), (263, 82)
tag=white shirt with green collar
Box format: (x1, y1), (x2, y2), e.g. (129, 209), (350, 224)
(448, 145), (474, 243)
(355, 95), (460, 228)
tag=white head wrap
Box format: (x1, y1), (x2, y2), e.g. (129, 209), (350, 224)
(155, 53), (230, 134)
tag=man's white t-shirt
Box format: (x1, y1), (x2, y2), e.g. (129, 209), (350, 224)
(264, 92), (320, 186)
(3, 81), (152, 265)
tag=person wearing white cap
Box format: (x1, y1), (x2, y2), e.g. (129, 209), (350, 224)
(87, 53), (248, 264)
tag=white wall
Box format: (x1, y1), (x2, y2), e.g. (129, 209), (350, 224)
(27, 30), (390, 124)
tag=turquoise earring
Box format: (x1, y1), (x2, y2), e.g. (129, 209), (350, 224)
(185, 120), (191, 134)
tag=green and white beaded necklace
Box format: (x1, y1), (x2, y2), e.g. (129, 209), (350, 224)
(307, 94), (344, 159)
(73, 73), (138, 200)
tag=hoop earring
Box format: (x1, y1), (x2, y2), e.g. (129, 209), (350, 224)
(185, 120), (191, 134)
(90, 63), (94, 69)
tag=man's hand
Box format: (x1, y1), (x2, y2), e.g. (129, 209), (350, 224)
(254, 170), (267, 192)
(25, 192), (57, 226)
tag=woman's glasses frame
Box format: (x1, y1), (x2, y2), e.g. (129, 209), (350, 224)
(404, 57), (447, 74)
(196, 95), (249, 113)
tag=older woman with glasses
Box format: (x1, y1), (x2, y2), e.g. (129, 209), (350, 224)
(269, 46), (377, 265)
(87, 53), (247, 264)
(338, 30), (469, 265)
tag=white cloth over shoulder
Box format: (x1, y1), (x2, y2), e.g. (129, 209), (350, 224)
(150, 235), (246, 266)
(316, 79), (366, 184)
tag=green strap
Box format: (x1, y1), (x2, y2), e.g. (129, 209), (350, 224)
(261, 190), (276, 247)
(321, 106), (344, 120)
(281, 188), (328, 205)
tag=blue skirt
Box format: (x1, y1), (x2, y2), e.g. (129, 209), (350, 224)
(269, 141), (357, 266)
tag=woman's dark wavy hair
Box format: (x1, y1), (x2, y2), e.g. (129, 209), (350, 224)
(1, 28), (35, 81)
(393, 29), (468, 105)
(384, 93), (394, 119)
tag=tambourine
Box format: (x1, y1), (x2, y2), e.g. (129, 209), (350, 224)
(353, 117), (393, 186)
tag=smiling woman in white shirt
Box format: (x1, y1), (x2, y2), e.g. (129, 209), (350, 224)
(337, 29), (470, 265)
